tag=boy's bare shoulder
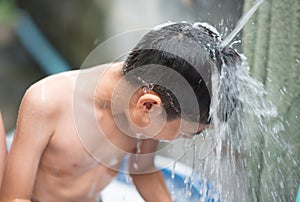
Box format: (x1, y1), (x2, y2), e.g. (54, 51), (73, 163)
(23, 71), (78, 117)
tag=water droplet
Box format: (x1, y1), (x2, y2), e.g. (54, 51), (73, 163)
(279, 181), (284, 189)
(133, 163), (139, 170)
(277, 157), (282, 163)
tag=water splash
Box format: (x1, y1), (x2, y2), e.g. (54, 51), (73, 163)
(193, 55), (299, 201)
(220, 0), (264, 49)
(164, 53), (297, 201)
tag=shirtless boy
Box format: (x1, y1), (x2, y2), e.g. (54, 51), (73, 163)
(0, 22), (240, 202)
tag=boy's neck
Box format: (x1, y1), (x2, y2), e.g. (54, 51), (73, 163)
(93, 62), (136, 115)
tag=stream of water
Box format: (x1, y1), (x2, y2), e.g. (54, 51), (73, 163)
(220, 0), (264, 48)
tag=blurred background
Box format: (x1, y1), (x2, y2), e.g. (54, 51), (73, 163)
(0, 0), (299, 200)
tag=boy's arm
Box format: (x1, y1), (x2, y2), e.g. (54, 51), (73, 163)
(0, 87), (55, 202)
(129, 139), (172, 202)
(0, 111), (7, 190)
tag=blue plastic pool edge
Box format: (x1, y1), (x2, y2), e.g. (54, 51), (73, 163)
(115, 155), (218, 202)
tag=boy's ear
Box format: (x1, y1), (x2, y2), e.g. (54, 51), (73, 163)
(131, 93), (162, 127)
(136, 93), (161, 112)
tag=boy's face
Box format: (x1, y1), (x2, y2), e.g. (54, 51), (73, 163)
(146, 118), (209, 141)
(126, 90), (209, 141)
(128, 113), (209, 141)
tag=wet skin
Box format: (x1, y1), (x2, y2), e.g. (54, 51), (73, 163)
(0, 63), (179, 202)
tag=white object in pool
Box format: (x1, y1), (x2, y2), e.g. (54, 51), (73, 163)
(101, 155), (194, 202)
(101, 179), (144, 202)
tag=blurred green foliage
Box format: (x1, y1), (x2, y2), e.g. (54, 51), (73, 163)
(0, 0), (16, 23)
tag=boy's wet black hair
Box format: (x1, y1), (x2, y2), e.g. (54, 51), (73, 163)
(123, 22), (241, 124)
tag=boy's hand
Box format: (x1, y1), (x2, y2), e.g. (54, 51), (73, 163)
(128, 139), (172, 202)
